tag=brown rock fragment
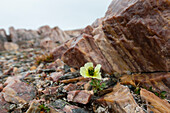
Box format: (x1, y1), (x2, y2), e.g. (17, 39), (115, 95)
(63, 83), (77, 91)
(2, 80), (36, 104)
(97, 84), (144, 113)
(60, 77), (89, 84)
(140, 88), (170, 113)
(50, 72), (63, 82)
(54, 0), (170, 74)
(120, 72), (170, 98)
(67, 90), (92, 104)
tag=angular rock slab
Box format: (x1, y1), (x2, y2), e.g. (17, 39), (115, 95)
(2, 80), (36, 104)
(97, 84), (144, 113)
(61, 34), (113, 73)
(67, 90), (92, 104)
(103, 0), (170, 73)
(140, 88), (170, 113)
(57, 0), (170, 74)
(121, 72), (170, 99)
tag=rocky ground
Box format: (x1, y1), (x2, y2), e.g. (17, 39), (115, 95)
(0, 0), (170, 112)
(0, 47), (169, 113)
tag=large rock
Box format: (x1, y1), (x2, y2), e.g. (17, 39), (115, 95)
(120, 72), (170, 99)
(96, 84), (144, 113)
(140, 88), (170, 113)
(2, 77), (36, 104)
(38, 25), (70, 43)
(9, 27), (40, 43)
(102, 0), (170, 73)
(54, 0), (170, 74)
(9, 25), (70, 48)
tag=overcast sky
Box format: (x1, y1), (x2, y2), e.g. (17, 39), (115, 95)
(0, 0), (111, 32)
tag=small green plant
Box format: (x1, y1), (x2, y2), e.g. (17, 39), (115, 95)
(145, 86), (167, 99)
(39, 104), (50, 113)
(134, 87), (140, 95)
(80, 62), (106, 94)
(160, 91), (166, 99)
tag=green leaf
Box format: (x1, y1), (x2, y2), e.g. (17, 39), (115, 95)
(154, 92), (159, 96)
(161, 91), (166, 95)
(149, 86), (152, 91)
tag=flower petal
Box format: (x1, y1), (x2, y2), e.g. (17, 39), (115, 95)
(93, 72), (102, 80)
(94, 64), (101, 73)
(80, 67), (88, 78)
(84, 62), (93, 70)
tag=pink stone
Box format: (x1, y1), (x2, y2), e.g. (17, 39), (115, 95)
(50, 72), (63, 82)
(67, 90), (92, 104)
(63, 83), (77, 91)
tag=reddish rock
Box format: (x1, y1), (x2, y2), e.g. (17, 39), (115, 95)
(102, 0), (170, 73)
(42, 86), (59, 95)
(9, 27), (40, 43)
(67, 90), (92, 104)
(53, 0), (170, 74)
(97, 84), (144, 113)
(4, 76), (21, 86)
(61, 34), (113, 73)
(121, 72), (170, 97)
(67, 90), (80, 102)
(38, 25), (70, 43)
(47, 59), (64, 70)
(0, 93), (10, 113)
(2, 80), (36, 104)
(63, 83), (77, 91)
(140, 88), (170, 113)
(50, 72), (63, 82)
(60, 77), (89, 84)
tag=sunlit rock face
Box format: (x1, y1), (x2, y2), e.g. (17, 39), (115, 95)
(56, 0), (170, 74)
(102, 0), (170, 73)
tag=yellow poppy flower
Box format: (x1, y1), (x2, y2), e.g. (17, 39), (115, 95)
(80, 62), (102, 80)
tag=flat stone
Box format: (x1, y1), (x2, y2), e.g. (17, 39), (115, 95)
(63, 83), (77, 91)
(67, 90), (92, 104)
(140, 88), (170, 113)
(50, 72), (63, 82)
(121, 72), (170, 99)
(2, 80), (36, 104)
(97, 84), (144, 113)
